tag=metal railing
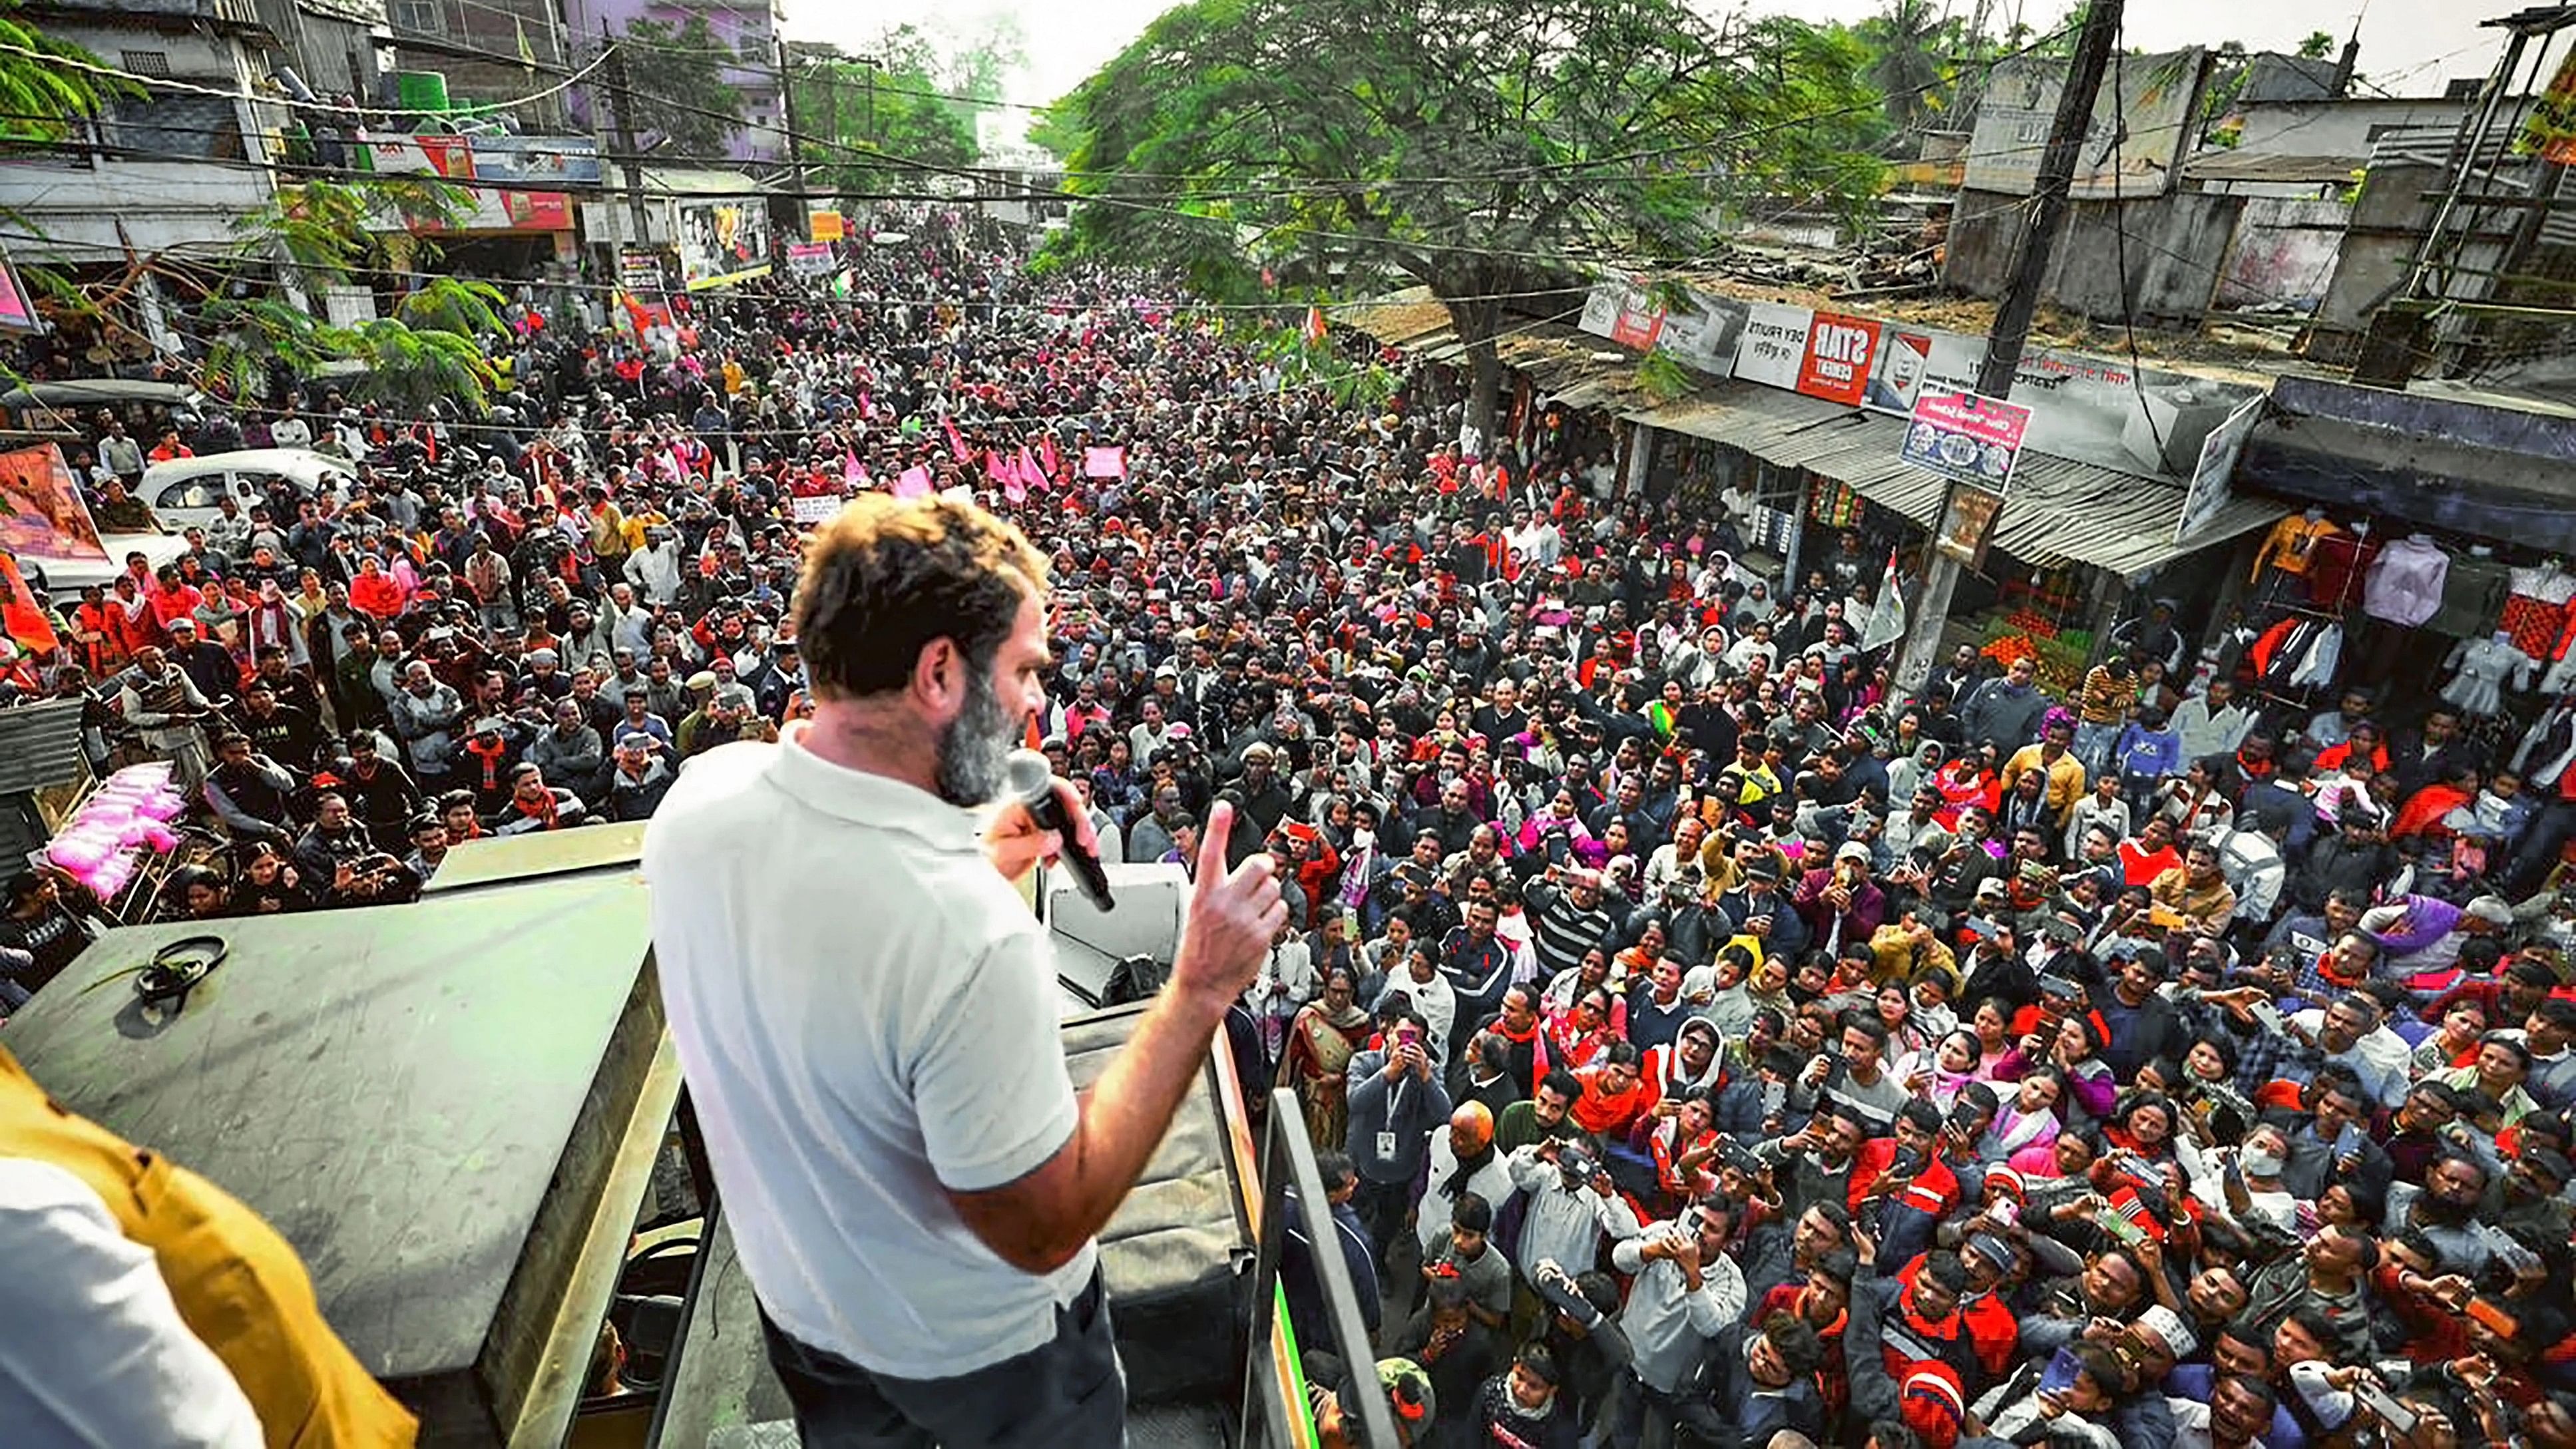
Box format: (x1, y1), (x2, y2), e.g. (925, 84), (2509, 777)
(1238, 1086), (1403, 1449)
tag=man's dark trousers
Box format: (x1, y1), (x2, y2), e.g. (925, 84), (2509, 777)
(757, 1267), (1125, 1449)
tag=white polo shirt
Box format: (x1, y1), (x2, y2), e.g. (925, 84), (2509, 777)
(644, 729), (1093, 1379)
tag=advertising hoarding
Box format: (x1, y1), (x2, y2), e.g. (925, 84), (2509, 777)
(675, 200), (773, 290)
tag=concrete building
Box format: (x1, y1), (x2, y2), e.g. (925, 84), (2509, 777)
(384, 0), (572, 129)
(5, 0), (298, 271)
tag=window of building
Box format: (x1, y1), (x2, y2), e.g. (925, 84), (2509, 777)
(119, 51), (172, 78)
(107, 94), (245, 160)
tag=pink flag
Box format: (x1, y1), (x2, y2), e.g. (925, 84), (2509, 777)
(943, 415), (971, 464)
(1038, 435), (1062, 479)
(984, 449), (1012, 487)
(842, 452), (861, 487)
(1083, 446), (1127, 480)
(893, 465), (933, 500)
(858, 389), (877, 423)
(1016, 445), (1048, 493)
(854, 463), (874, 492)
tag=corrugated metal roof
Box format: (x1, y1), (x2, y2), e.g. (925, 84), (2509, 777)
(1340, 286), (2284, 577)
(1622, 386), (2286, 578)
(0, 699), (87, 797)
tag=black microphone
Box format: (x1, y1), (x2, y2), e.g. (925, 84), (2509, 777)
(1005, 748), (1114, 913)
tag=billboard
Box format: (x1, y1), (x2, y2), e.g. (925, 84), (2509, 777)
(1576, 278), (1744, 377)
(0, 443), (105, 566)
(1723, 302), (2263, 480)
(675, 199), (773, 290)
(784, 242), (837, 277)
(1964, 49), (2207, 200)
(468, 136), (602, 187)
(1797, 312), (1884, 407)
(357, 132), (573, 232)
(1733, 303), (1820, 392)
(1904, 335), (2259, 480)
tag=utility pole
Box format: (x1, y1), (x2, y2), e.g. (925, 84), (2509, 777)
(776, 39), (808, 206)
(600, 25), (652, 252)
(1894, 0), (2126, 696)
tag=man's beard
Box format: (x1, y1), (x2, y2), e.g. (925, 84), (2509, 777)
(933, 666), (1017, 807)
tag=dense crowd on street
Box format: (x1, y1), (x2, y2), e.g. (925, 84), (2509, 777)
(1, 207), (2574, 1449)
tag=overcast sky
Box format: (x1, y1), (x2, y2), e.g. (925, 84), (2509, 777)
(783, 0), (2505, 112)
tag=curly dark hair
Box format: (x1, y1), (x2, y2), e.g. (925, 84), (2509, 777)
(793, 495), (1049, 701)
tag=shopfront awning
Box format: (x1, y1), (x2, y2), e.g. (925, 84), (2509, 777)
(1625, 385), (2287, 578)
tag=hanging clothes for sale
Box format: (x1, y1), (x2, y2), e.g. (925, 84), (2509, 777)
(2515, 698), (2576, 794)
(2304, 526), (2380, 610)
(2361, 534), (2452, 627)
(2544, 644), (2576, 698)
(2202, 615), (2261, 687)
(2248, 615), (2343, 694)
(2501, 562), (2576, 660)
(2250, 511), (2342, 582)
(2440, 635), (2535, 718)
(2427, 547), (2514, 637)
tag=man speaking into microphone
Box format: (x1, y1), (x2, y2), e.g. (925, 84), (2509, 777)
(644, 495), (1285, 1449)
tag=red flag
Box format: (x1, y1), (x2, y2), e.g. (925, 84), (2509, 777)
(1304, 305), (1327, 343)
(0, 554), (58, 654)
(942, 415), (971, 465)
(893, 466), (933, 500)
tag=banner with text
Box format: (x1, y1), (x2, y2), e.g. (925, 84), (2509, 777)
(1722, 302), (2261, 480)
(1901, 390), (2033, 495)
(784, 242), (837, 277)
(1576, 278), (1745, 378)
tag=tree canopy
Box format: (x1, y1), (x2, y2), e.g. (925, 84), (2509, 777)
(1043, 0), (1888, 442)
(0, 0), (118, 143)
(620, 16), (746, 158)
(787, 20), (1026, 198)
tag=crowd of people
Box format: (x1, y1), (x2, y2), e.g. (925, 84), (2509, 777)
(1, 206), (2573, 1449)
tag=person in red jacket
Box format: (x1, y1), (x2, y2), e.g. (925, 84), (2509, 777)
(1567, 1043), (1657, 1139)
(347, 555), (405, 620)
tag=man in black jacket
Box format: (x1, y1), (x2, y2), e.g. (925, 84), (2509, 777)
(2093, 948), (2187, 1081)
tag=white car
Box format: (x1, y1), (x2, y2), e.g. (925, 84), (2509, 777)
(139, 448), (357, 534)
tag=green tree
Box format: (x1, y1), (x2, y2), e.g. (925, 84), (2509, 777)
(1855, 0), (1965, 150)
(0, 0), (119, 143)
(196, 178), (503, 413)
(789, 45), (978, 194)
(1045, 0), (1886, 444)
(621, 16), (746, 158)
(789, 22), (1024, 198)
(2297, 31), (2337, 59)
